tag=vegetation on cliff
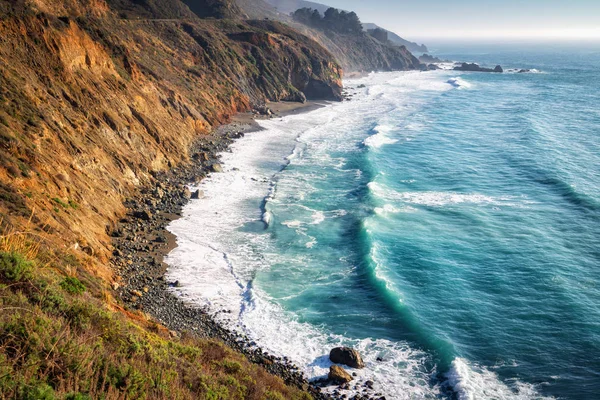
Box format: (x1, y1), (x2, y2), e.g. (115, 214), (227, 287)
(0, 224), (312, 399)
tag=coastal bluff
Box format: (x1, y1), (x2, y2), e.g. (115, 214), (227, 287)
(0, 0), (428, 398)
(0, 0), (344, 398)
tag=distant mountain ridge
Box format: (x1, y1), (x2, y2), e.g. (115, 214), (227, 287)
(237, 0), (422, 72)
(363, 23), (427, 53)
(265, 0), (330, 14)
(261, 0), (428, 53)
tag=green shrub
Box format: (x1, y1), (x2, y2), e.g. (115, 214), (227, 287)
(38, 287), (68, 314)
(51, 198), (68, 208)
(19, 382), (56, 400)
(60, 276), (86, 295)
(65, 393), (92, 400)
(0, 251), (33, 281)
(220, 359), (242, 374)
(264, 391), (286, 400)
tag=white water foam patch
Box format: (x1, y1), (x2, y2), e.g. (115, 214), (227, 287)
(505, 68), (544, 74)
(241, 288), (441, 399)
(374, 204), (417, 215)
(359, 72), (457, 117)
(447, 358), (555, 400)
(368, 182), (518, 207)
(166, 116), (316, 319)
(364, 134), (398, 148)
(447, 77), (472, 89)
(363, 123), (399, 148)
(365, 238), (407, 306)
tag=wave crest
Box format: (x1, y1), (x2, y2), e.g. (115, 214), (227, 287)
(363, 124), (399, 148)
(447, 358), (554, 400)
(447, 77), (472, 89)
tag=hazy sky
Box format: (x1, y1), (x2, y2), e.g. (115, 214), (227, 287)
(319, 0), (600, 41)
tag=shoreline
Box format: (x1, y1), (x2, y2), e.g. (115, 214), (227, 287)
(111, 101), (337, 400)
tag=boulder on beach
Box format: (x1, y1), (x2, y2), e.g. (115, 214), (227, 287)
(191, 189), (204, 199)
(133, 209), (152, 221)
(329, 347), (365, 369)
(328, 365), (353, 383)
(211, 163), (223, 173)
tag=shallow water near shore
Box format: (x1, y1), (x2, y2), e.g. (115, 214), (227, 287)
(166, 43), (600, 399)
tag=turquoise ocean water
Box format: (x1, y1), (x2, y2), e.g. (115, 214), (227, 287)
(166, 42), (600, 399)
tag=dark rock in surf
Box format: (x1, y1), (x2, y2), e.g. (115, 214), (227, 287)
(330, 347), (365, 369)
(454, 62), (503, 73)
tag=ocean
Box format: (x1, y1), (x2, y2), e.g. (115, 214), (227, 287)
(165, 42), (600, 399)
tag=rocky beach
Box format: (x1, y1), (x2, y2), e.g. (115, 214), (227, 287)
(110, 100), (385, 400)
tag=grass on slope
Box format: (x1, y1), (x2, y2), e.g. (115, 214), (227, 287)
(0, 224), (311, 400)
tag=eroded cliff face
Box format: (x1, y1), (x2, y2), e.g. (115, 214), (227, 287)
(0, 0), (342, 281)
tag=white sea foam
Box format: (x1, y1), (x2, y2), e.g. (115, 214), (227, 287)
(447, 358), (554, 400)
(364, 134), (398, 148)
(447, 77), (472, 89)
(241, 288), (440, 399)
(282, 220), (303, 228)
(505, 68), (543, 74)
(374, 204), (402, 215)
(310, 210), (326, 225)
(368, 182), (517, 207)
(363, 124), (401, 148)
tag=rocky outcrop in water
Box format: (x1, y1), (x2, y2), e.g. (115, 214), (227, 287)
(454, 62), (503, 73)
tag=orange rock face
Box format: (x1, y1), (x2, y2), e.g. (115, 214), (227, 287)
(0, 0), (343, 281)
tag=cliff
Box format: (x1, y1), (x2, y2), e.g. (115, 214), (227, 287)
(236, 0), (421, 72)
(0, 0), (342, 266)
(0, 1), (342, 396)
(293, 25), (421, 72)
